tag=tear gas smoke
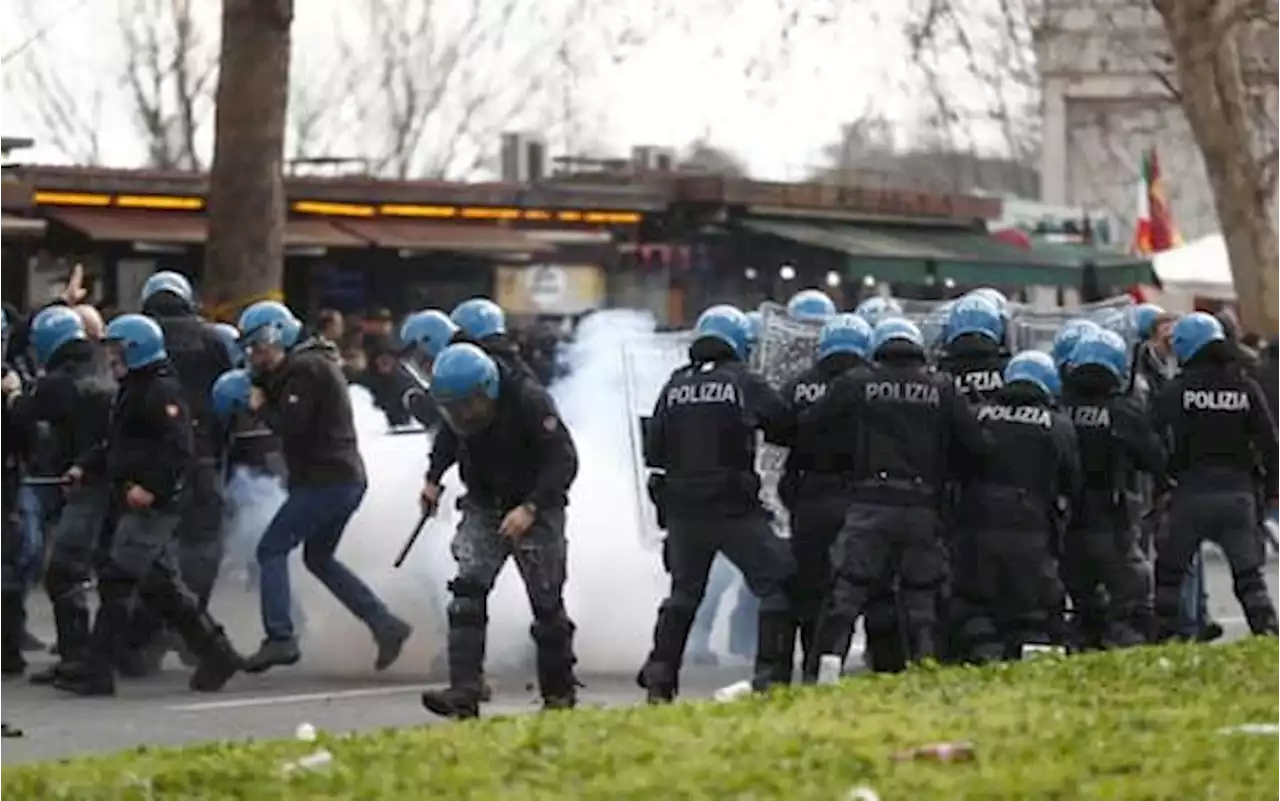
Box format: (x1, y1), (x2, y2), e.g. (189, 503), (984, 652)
(211, 310), (671, 677)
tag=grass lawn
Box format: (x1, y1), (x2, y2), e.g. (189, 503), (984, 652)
(3, 637), (1277, 800)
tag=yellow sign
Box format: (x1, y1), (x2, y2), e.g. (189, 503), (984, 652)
(495, 264), (604, 315)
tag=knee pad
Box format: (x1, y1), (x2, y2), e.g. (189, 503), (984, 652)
(530, 609), (575, 646)
(447, 577), (489, 627)
(1232, 568), (1269, 603)
(661, 587), (703, 617)
(43, 559), (89, 600)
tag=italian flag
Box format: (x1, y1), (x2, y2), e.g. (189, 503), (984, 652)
(1128, 147), (1181, 301)
(1132, 147), (1183, 255)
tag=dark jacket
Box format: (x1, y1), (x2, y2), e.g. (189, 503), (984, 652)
(9, 339), (116, 480)
(144, 296), (234, 457)
(257, 338), (366, 489)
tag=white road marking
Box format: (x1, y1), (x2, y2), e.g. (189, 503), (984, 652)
(167, 685), (425, 712)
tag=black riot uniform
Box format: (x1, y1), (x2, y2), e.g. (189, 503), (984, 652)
(421, 365), (579, 719)
(950, 384), (1081, 661)
(806, 341), (987, 666)
(638, 340), (795, 702)
(1151, 347), (1280, 637)
(143, 294), (233, 609)
(779, 352), (868, 680)
(457, 331), (543, 386)
(2, 364), (28, 675)
(1060, 368), (1166, 648)
(54, 360), (241, 696)
(9, 339), (116, 682)
(938, 334), (1009, 404)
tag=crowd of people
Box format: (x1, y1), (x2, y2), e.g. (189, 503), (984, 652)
(0, 270), (1275, 725)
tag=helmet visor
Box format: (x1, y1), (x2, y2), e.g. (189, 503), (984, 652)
(435, 389), (496, 437)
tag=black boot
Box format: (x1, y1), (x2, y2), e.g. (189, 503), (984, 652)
(188, 628), (243, 693)
(636, 661), (677, 704)
(244, 638), (301, 673)
(751, 610), (797, 692)
(421, 686), (481, 719)
(53, 596), (130, 698)
(798, 618), (819, 683)
(426, 618), (488, 719)
(532, 614), (578, 710)
(1, 592), (27, 676)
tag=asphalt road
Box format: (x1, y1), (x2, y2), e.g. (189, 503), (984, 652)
(2, 551), (1275, 767)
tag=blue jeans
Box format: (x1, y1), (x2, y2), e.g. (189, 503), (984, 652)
(256, 482), (392, 642)
(16, 486), (55, 589)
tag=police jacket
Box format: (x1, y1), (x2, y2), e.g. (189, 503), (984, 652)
(425, 370), (578, 511)
(9, 339), (116, 481)
(257, 338), (365, 489)
(77, 360), (194, 511)
(1152, 351), (1278, 495)
(1061, 369), (1167, 525)
(801, 346), (987, 506)
(780, 353), (867, 502)
(2, 370), (25, 514)
(645, 356), (789, 518)
(959, 383), (1081, 534)
(937, 335), (1009, 404)
(144, 298), (233, 457)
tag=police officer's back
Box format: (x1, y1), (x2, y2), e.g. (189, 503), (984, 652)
(639, 305), (796, 703)
(1060, 331), (1165, 646)
(806, 318), (987, 671)
(780, 313), (872, 680)
(1151, 313), (1278, 636)
(937, 295), (1009, 404)
(952, 351), (1080, 660)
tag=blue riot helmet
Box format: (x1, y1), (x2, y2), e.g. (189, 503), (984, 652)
(140, 270), (195, 310)
(1069, 330), (1129, 382)
(1051, 319), (1102, 369)
(870, 317), (925, 359)
(786, 289), (837, 322)
(211, 322), (244, 368)
(944, 295), (1005, 345)
(429, 343), (501, 436)
(966, 287), (1010, 318)
(210, 368), (252, 423)
(1004, 350), (1061, 399)
(450, 298), (506, 340)
(745, 310), (763, 347)
(103, 313), (167, 371)
(237, 300), (302, 350)
(30, 306), (87, 367)
(1131, 303), (1166, 341)
(854, 296), (903, 327)
(691, 304), (751, 361)
(1171, 312), (1225, 365)
(817, 313), (873, 361)
(400, 309), (459, 363)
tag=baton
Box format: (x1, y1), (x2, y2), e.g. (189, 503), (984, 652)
(233, 429), (275, 440)
(388, 425), (426, 436)
(22, 476), (72, 487)
(393, 508), (433, 568)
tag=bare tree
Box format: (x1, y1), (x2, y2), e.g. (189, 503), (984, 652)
(3, 0), (106, 163)
(202, 0), (293, 317)
(117, 0), (220, 171)
(1154, 0), (1279, 334)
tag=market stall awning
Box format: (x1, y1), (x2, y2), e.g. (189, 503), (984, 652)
(46, 209), (366, 248)
(734, 217), (1156, 288)
(335, 219), (553, 254)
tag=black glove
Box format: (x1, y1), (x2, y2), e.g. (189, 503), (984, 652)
(647, 472), (668, 530)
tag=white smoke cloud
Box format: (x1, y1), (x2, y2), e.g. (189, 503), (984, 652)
(210, 310), (676, 679)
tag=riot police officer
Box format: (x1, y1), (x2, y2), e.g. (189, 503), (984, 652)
(418, 343), (579, 719)
(53, 315), (242, 696)
(450, 298), (541, 384)
(1150, 313), (1279, 637)
(12, 307), (116, 684)
(950, 351), (1080, 661)
(1051, 319), (1103, 382)
(1059, 331), (1165, 648)
(786, 289), (837, 322)
(398, 309), (458, 428)
(2, 308), (27, 675)
(140, 272), (233, 613)
(805, 318), (986, 679)
(938, 295), (1009, 403)
(638, 305), (795, 703)
(780, 313), (872, 681)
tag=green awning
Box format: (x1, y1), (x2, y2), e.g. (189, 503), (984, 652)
(733, 217), (1157, 288)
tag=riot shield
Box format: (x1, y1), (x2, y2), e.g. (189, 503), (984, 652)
(621, 330), (694, 549)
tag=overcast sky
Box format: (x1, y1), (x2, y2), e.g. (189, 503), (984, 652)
(0, 0), (953, 181)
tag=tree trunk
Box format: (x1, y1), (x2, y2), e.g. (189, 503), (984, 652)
(1154, 0), (1279, 337)
(202, 0), (293, 322)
